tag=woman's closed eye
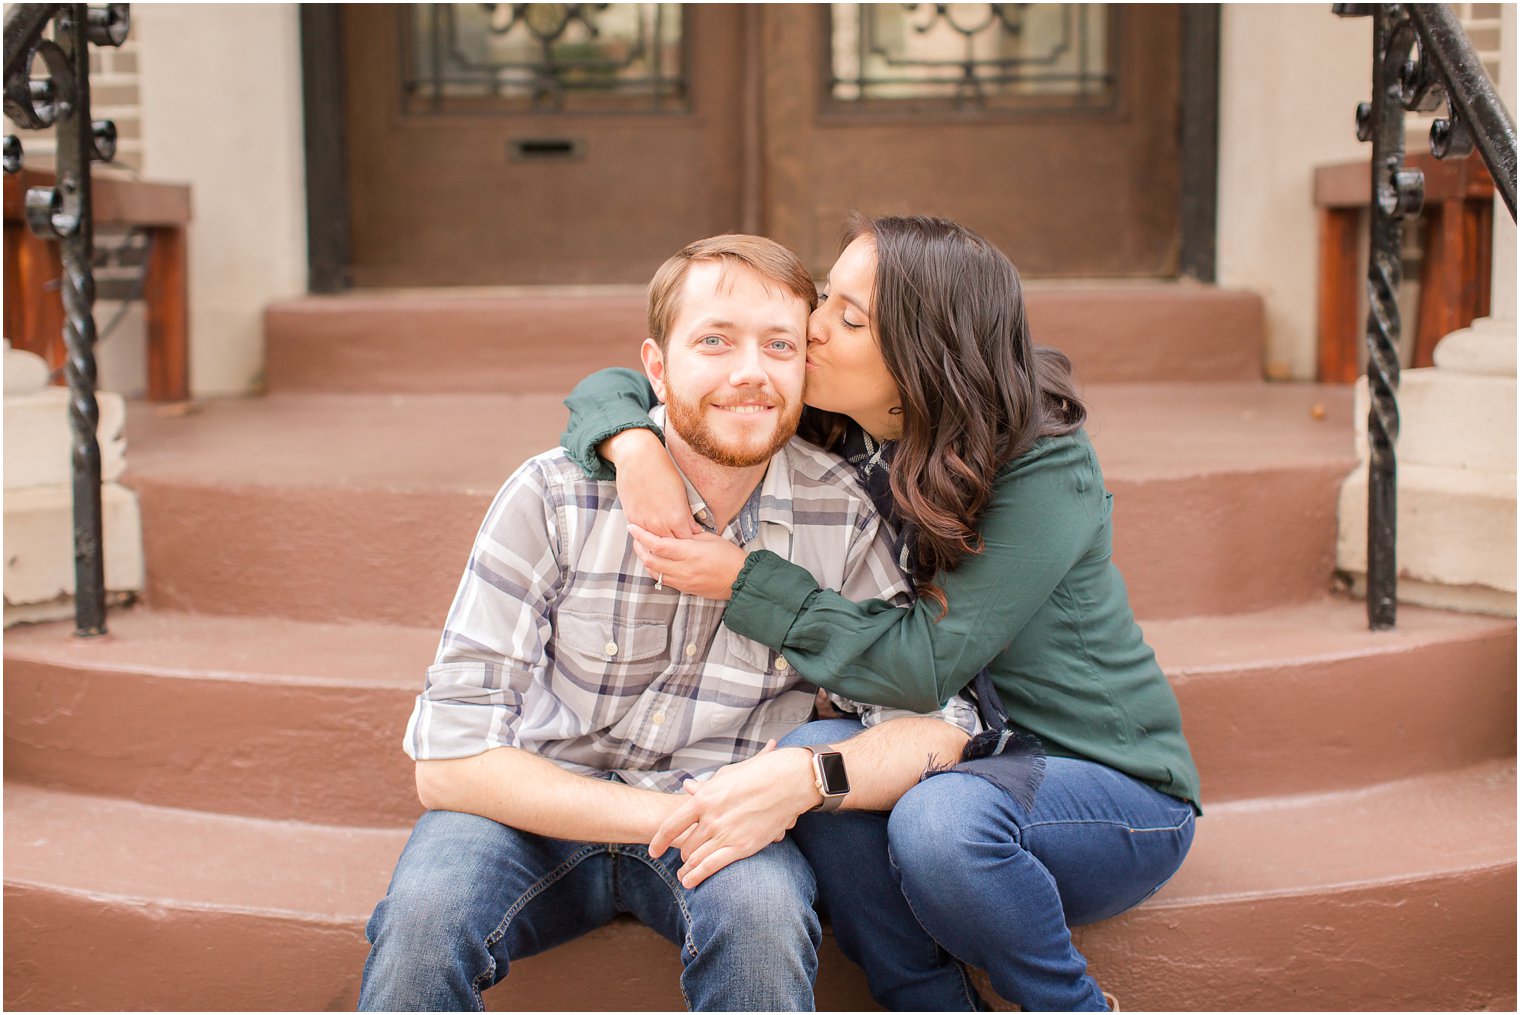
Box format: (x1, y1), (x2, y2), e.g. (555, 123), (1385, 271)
(819, 290), (864, 330)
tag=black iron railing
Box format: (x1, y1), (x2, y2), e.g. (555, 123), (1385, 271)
(4, 3), (130, 637)
(1333, 3), (1516, 630)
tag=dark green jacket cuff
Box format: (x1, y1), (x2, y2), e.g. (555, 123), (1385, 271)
(559, 367), (663, 481)
(726, 550), (820, 649)
(566, 416), (664, 482)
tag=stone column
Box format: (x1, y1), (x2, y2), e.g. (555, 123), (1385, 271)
(3, 342), (144, 626)
(1336, 6), (1517, 617)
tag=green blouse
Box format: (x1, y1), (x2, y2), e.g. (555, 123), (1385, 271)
(562, 369), (1202, 808)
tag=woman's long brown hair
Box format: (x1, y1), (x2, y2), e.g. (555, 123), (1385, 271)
(850, 214), (1086, 614)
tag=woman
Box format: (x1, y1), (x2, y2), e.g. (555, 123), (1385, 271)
(561, 215), (1200, 1012)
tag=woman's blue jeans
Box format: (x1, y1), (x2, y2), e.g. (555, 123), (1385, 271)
(780, 719), (1196, 1013)
(358, 809), (821, 1011)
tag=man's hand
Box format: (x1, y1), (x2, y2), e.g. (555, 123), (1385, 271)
(627, 523), (747, 601)
(649, 741), (821, 888)
(603, 429), (702, 538)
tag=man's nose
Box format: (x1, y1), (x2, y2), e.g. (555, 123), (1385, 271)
(729, 344), (768, 386)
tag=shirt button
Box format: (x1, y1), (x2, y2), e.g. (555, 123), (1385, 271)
(685, 642), (698, 658)
(775, 656), (790, 672)
(652, 712), (666, 726)
(604, 641), (618, 657)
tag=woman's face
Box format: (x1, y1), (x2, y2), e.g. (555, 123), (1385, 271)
(805, 236), (904, 440)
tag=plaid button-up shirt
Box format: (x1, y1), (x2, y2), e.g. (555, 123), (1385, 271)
(405, 417), (977, 792)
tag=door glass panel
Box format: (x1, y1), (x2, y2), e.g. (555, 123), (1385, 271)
(830, 3), (1111, 109)
(404, 3), (686, 114)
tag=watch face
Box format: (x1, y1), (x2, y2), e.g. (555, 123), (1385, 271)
(817, 751), (850, 795)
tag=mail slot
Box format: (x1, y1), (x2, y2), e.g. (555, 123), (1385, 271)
(509, 137), (584, 161)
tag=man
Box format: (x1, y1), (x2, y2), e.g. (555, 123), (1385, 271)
(358, 235), (975, 1012)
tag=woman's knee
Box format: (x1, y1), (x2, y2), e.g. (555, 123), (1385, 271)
(888, 774), (1020, 877)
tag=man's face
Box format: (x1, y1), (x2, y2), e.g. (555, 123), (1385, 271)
(643, 260), (808, 468)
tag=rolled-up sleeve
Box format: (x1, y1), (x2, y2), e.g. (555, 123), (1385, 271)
(404, 458), (565, 760)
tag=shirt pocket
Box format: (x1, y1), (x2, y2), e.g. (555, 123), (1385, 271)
(714, 627), (813, 734)
(718, 628), (789, 686)
(552, 609), (670, 691)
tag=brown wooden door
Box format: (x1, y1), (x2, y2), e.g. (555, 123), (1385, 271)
(342, 4), (746, 286)
(760, 4), (1182, 278)
(339, 5), (1181, 286)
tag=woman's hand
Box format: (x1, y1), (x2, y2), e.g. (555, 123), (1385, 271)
(649, 742), (820, 889)
(627, 524), (747, 600)
(602, 429), (702, 538)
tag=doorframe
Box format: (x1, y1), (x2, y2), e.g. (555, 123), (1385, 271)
(301, 4), (350, 294)
(1179, 4), (1220, 283)
(299, 3), (1221, 292)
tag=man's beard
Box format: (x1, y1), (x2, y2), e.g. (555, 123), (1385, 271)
(665, 388), (802, 468)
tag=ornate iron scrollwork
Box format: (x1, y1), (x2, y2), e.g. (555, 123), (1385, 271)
(91, 118), (117, 162)
(5, 37), (76, 129)
(1334, 3), (1517, 630)
(906, 5), (1031, 39)
(406, 3), (685, 114)
(3, 2), (130, 638)
(87, 2), (129, 46)
(831, 4), (1112, 108)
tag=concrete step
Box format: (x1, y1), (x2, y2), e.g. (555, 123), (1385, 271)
(120, 382), (1355, 627)
(6, 761), (1513, 1011)
(263, 284), (1264, 395)
(6, 601), (1511, 826)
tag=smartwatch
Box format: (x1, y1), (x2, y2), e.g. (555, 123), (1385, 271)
(803, 745), (850, 812)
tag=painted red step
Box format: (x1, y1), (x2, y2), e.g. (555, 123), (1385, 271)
(5, 613), (432, 827)
(263, 285), (1264, 395)
(6, 761), (1512, 1011)
(120, 382), (1355, 627)
(6, 601), (1511, 826)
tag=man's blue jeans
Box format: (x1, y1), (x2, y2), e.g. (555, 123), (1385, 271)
(358, 809), (821, 1011)
(780, 719), (1196, 1012)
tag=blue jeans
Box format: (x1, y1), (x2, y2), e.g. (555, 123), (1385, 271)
(781, 719), (1196, 1013)
(359, 809), (821, 1011)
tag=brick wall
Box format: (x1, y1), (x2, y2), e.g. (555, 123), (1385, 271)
(1457, 2), (1507, 86)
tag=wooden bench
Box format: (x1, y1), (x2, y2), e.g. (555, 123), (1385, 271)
(3, 167), (190, 402)
(1315, 151), (1494, 383)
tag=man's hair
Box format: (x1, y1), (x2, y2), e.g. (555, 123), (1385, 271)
(647, 234), (818, 351)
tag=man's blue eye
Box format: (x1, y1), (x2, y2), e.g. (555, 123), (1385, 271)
(700, 335), (723, 346)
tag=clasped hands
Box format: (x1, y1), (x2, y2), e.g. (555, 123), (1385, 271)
(649, 741), (824, 890)
(627, 523), (746, 601)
